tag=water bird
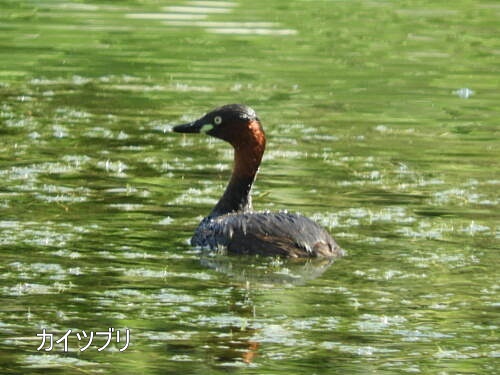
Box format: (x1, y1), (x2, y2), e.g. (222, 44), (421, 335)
(173, 104), (344, 258)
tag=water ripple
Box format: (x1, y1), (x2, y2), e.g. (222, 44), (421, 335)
(127, 1), (296, 36)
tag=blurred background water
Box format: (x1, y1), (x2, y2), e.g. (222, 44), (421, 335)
(0, 1), (498, 374)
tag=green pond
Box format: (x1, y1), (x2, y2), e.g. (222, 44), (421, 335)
(1, 0), (498, 374)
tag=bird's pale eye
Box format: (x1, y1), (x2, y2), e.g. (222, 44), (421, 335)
(213, 116), (222, 125)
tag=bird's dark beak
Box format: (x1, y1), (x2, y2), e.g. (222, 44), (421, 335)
(172, 120), (202, 134)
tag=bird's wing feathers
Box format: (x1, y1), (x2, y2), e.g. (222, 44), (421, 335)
(197, 212), (337, 257)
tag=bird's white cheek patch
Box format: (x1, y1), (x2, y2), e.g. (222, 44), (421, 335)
(200, 124), (214, 133)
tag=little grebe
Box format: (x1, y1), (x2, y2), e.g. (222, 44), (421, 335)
(173, 104), (344, 258)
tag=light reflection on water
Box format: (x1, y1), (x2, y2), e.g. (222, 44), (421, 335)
(0, 0), (499, 374)
(127, 0), (297, 35)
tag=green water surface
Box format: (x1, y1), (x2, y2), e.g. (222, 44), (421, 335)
(0, 0), (498, 374)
